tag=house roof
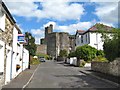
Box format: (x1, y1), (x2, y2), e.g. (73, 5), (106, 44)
(76, 30), (86, 35)
(88, 23), (113, 32)
(1, 1), (16, 24)
(76, 23), (114, 36)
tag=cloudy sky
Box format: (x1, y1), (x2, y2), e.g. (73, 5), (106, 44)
(3, 0), (119, 44)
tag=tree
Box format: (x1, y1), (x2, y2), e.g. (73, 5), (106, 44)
(24, 32), (37, 56)
(59, 49), (68, 57)
(102, 28), (120, 61)
(76, 45), (97, 61)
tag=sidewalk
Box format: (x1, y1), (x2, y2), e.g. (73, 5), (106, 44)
(79, 67), (120, 87)
(2, 64), (39, 89)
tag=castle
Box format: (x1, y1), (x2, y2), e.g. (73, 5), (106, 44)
(39, 24), (75, 59)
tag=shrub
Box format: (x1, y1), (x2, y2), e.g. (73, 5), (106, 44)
(92, 56), (108, 62)
(68, 51), (76, 58)
(80, 60), (86, 67)
(36, 53), (50, 60)
(96, 50), (105, 57)
(59, 49), (68, 57)
(30, 58), (40, 65)
(76, 45), (97, 61)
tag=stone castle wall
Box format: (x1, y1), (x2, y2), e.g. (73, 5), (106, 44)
(59, 32), (70, 53)
(36, 44), (47, 54)
(45, 24), (75, 58)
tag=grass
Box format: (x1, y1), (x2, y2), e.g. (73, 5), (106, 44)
(30, 58), (40, 65)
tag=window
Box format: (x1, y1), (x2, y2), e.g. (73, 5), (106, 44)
(81, 35), (83, 43)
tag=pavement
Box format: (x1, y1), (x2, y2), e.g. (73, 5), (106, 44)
(1, 61), (119, 89)
(1, 64), (39, 90)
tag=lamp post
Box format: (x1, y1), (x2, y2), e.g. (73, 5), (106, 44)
(28, 36), (31, 69)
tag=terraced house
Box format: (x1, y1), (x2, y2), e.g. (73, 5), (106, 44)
(0, 0), (29, 87)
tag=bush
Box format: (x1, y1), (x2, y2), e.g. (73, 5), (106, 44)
(59, 49), (68, 57)
(92, 56), (108, 62)
(76, 45), (97, 61)
(30, 58), (40, 65)
(68, 51), (76, 58)
(102, 28), (120, 61)
(36, 53), (50, 60)
(96, 50), (105, 57)
(80, 60), (86, 67)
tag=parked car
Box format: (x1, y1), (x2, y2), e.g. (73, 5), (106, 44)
(40, 58), (46, 62)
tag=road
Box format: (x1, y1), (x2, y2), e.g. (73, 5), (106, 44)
(25, 60), (118, 89)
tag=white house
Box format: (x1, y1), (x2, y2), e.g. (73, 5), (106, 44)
(75, 23), (113, 50)
(0, 1), (29, 86)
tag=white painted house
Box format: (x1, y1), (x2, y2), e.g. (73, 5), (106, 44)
(75, 23), (113, 50)
(0, 1), (29, 86)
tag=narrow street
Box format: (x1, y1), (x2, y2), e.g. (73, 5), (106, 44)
(25, 60), (118, 89)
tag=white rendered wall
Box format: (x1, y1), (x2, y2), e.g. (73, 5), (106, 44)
(76, 32), (104, 50)
(13, 27), (18, 52)
(0, 40), (5, 73)
(89, 32), (104, 50)
(5, 45), (12, 84)
(0, 11), (5, 31)
(23, 48), (29, 71)
(76, 33), (90, 47)
(11, 52), (17, 79)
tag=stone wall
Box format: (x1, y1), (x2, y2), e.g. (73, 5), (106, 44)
(36, 44), (47, 54)
(59, 32), (69, 53)
(69, 35), (75, 52)
(47, 33), (57, 57)
(91, 58), (120, 77)
(0, 16), (14, 46)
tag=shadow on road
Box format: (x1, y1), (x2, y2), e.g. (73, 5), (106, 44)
(54, 74), (119, 89)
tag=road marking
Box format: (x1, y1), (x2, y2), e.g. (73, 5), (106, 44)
(22, 64), (40, 89)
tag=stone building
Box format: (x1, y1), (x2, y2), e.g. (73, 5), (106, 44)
(40, 38), (45, 44)
(44, 24), (74, 58)
(36, 44), (47, 54)
(69, 35), (75, 52)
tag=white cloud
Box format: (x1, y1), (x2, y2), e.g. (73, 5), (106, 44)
(4, 0), (85, 21)
(31, 29), (44, 44)
(94, 2), (118, 27)
(90, 0), (119, 2)
(56, 22), (93, 34)
(30, 21), (93, 44)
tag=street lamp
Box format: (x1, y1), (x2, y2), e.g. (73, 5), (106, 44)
(28, 36), (31, 69)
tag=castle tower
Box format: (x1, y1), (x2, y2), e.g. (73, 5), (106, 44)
(45, 24), (53, 44)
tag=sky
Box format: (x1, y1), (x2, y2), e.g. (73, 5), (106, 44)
(3, 0), (119, 44)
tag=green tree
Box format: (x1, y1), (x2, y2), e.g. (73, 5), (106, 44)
(59, 49), (68, 57)
(68, 51), (76, 58)
(24, 32), (37, 56)
(102, 28), (120, 61)
(76, 45), (97, 61)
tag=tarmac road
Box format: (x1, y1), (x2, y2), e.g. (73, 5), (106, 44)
(25, 60), (118, 89)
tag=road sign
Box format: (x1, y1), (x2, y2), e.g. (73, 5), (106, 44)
(18, 34), (25, 43)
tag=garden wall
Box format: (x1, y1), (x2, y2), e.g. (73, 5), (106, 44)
(91, 58), (120, 77)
